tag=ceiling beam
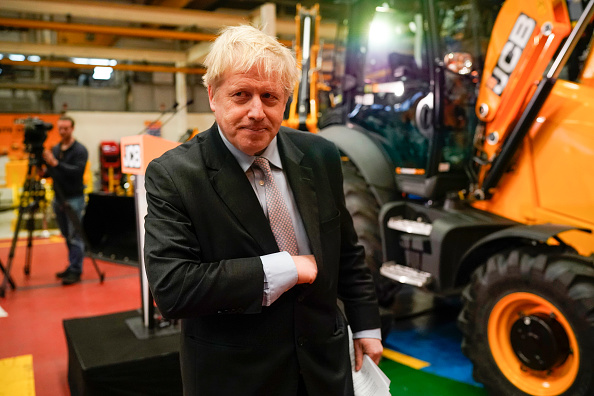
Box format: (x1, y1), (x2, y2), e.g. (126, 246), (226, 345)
(0, 17), (218, 42)
(0, 59), (206, 74)
(0, 0), (247, 30)
(0, 0), (336, 39)
(0, 0), (336, 71)
(149, 0), (192, 7)
(0, 82), (55, 90)
(0, 41), (188, 64)
(144, 0), (193, 28)
(186, 42), (211, 65)
(0, 16), (293, 51)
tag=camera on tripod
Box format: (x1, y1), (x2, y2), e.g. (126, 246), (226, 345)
(22, 117), (52, 165)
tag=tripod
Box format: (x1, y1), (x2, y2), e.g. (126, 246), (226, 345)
(0, 154), (105, 298)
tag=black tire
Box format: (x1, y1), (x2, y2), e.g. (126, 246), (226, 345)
(458, 247), (594, 396)
(341, 159), (401, 307)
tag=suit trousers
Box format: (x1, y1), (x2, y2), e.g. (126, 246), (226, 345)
(297, 375), (308, 396)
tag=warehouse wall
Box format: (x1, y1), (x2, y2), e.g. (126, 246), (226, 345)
(68, 111), (215, 190)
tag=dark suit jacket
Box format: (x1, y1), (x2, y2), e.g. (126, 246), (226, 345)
(144, 124), (381, 396)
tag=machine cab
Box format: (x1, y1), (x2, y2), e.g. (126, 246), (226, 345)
(343, 0), (500, 199)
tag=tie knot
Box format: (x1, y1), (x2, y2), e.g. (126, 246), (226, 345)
(253, 157), (272, 174)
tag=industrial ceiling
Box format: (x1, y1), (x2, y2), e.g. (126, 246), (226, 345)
(0, 0), (344, 75)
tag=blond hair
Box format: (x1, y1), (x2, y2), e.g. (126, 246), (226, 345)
(202, 25), (300, 98)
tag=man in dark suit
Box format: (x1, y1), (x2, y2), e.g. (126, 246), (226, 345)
(144, 25), (382, 396)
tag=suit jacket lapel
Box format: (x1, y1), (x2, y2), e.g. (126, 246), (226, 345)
(201, 124), (278, 255)
(278, 131), (323, 268)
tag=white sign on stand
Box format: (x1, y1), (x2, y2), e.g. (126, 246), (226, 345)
(120, 134), (180, 339)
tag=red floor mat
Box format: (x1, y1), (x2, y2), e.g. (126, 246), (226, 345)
(0, 236), (141, 396)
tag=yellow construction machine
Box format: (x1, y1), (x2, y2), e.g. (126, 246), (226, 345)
(317, 0), (594, 394)
(284, 4), (323, 133)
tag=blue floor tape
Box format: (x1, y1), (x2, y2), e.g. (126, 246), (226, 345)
(384, 316), (482, 387)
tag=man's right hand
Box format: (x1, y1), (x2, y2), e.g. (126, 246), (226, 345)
(292, 255), (317, 284)
(42, 149), (58, 167)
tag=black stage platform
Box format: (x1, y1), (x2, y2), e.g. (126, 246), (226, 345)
(64, 310), (182, 396)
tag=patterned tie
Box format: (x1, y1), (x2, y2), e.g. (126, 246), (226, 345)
(252, 157), (299, 256)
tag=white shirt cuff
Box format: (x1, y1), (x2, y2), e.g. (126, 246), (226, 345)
(352, 328), (382, 340)
(261, 251), (298, 306)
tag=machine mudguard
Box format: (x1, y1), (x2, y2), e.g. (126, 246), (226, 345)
(466, 223), (591, 248)
(456, 223), (592, 286)
(318, 125), (397, 205)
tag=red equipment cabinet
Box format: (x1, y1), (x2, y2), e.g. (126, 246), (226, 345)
(99, 141), (121, 192)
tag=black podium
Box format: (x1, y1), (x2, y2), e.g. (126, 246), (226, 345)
(64, 310), (182, 396)
(83, 193), (138, 265)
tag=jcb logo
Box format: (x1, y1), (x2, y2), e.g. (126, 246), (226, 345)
(489, 13), (535, 96)
(124, 144), (141, 169)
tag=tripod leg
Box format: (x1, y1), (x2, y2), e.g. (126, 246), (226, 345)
(87, 255), (105, 283)
(0, 185), (31, 296)
(23, 204), (36, 276)
(0, 260), (15, 292)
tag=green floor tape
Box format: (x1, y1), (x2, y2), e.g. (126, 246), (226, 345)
(379, 358), (488, 396)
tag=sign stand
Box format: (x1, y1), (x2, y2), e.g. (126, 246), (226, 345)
(120, 134), (180, 339)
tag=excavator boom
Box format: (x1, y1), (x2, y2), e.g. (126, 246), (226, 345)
(475, 0), (594, 197)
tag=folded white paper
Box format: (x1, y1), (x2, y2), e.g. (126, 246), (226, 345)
(348, 326), (391, 396)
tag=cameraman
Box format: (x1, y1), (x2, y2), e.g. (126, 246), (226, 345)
(42, 116), (88, 286)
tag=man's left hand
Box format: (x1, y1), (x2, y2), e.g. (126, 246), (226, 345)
(353, 337), (383, 371)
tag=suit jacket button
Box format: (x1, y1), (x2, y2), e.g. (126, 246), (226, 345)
(297, 295), (304, 302)
(298, 336), (307, 346)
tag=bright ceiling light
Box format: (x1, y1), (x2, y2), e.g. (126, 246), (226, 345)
(93, 66), (113, 80)
(72, 57), (117, 66)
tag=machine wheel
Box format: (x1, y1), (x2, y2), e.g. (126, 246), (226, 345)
(341, 159), (400, 307)
(458, 247), (594, 396)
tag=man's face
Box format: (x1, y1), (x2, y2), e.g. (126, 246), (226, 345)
(208, 68), (288, 156)
(57, 119), (74, 143)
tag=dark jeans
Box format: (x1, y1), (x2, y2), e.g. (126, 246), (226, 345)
(53, 195), (85, 274)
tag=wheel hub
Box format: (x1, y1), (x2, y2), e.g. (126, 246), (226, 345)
(510, 314), (570, 371)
